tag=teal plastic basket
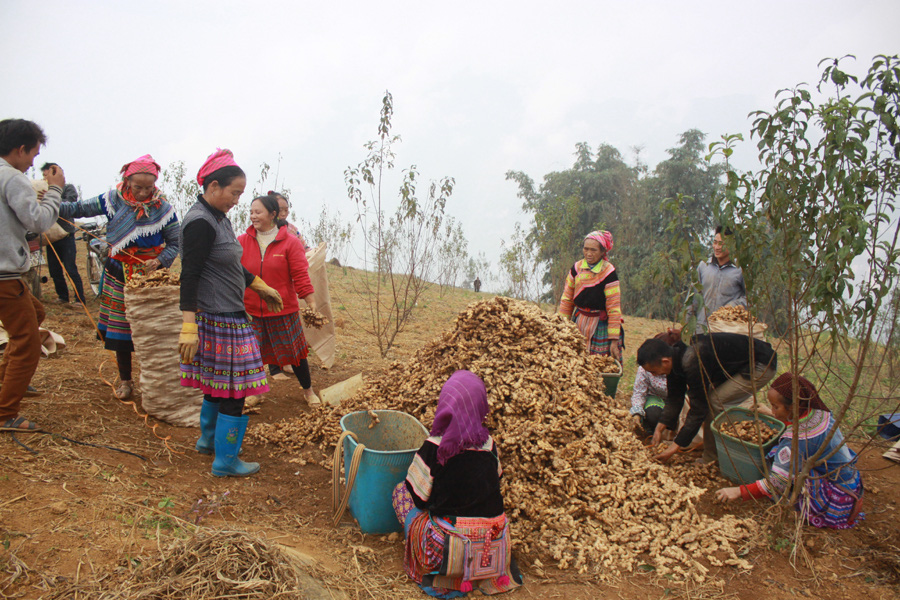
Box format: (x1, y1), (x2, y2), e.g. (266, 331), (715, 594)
(338, 410), (428, 534)
(712, 407), (785, 485)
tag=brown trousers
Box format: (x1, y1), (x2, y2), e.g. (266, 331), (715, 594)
(0, 279), (45, 421)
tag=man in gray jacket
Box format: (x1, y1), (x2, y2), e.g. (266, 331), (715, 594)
(0, 119), (65, 431)
(694, 225), (747, 333)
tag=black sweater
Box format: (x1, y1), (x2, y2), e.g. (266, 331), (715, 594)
(660, 333), (777, 447)
(405, 439), (505, 518)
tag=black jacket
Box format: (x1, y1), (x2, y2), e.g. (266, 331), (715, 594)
(660, 333), (776, 447)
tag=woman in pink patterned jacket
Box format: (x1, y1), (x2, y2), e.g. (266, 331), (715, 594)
(558, 230), (622, 360)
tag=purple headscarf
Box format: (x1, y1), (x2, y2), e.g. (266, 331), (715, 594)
(431, 370), (490, 465)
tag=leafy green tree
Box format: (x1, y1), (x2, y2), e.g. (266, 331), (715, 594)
(619, 130), (725, 322)
(434, 216), (469, 296)
(508, 132), (721, 320)
(653, 129), (723, 235)
(507, 143), (636, 303)
(497, 222), (543, 303)
(709, 55), (900, 517)
(465, 252), (492, 290)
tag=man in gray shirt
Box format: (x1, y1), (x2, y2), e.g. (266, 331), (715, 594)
(694, 226), (747, 333)
(0, 119), (64, 431)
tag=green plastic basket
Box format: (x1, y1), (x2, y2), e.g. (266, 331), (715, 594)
(601, 360), (622, 399)
(712, 407), (785, 485)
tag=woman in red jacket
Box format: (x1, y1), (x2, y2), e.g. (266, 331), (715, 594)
(239, 194), (319, 404)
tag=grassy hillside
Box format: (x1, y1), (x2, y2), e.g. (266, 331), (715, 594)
(321, 262), (679, 403)
(321, 263), (898, 442)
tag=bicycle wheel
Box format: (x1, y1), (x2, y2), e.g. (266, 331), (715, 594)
(86, 252), (103, 297)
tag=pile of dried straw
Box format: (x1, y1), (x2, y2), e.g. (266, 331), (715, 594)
(53, 530), (306, 600)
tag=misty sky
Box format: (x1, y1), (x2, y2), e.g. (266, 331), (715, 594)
(2, 0), (898, 284)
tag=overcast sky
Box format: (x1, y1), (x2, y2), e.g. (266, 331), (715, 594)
(2, 0), (898, 283)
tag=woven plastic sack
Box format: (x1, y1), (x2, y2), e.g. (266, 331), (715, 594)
(125, 285), (201, 427)
(707, 319), (767, 340)
(303, 242), (337, 368)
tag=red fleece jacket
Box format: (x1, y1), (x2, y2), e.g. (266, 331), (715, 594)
(238, 225), (314, 318)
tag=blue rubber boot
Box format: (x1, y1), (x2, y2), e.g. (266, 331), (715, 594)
(195, 400), (218, 455)
(211, 414), (259, 477)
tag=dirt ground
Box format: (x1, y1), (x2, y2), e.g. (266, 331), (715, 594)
(1, 263), (899, 600)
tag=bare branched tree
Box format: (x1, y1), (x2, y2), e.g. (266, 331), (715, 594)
(344, 91), (455, 357)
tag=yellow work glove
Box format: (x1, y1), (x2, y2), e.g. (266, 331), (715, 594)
(250, 276), (284, 313)
(179, 322), (199, 364)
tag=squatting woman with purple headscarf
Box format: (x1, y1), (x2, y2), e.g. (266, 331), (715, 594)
(392, 370), (522, 598)
(716, 373), (864, 529)
(558, 230), (623, 360)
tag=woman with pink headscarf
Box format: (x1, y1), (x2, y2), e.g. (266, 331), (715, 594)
(558, 230), (622, 361)
(391, 370), (522, 598)
(177, 149), (283, 478)
(59, 154), (180, 400)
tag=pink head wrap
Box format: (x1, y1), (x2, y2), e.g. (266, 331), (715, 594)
(585, 230), (613, 252)
(120, 154), (161, 180)
(197, 148), (241, 186)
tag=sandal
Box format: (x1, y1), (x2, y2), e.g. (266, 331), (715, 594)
(115, 380), (134, 400)
(1, 416), (39, 432)
(305, 389), (321, 405)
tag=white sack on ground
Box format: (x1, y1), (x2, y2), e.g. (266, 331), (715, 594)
(39, 328), (66, 357)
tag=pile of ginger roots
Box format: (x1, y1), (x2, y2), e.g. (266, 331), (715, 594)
(252, 296), (759, 581)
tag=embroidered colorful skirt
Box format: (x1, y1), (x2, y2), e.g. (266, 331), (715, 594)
(392, 483), (521, 597)
(250, 311), (309, 366)
(572, 306), (623, 356)
(804, 472), (864, 529)
(97, 262), (133, 352)
(179, 311), (269, 399)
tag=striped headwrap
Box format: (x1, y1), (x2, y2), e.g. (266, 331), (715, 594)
(117, 154), (163, 219)
(770, 372), (830, 412)
(430, 370), (490, 465)
(197, 148), (240, 186)
(585, 230), (613, 251)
